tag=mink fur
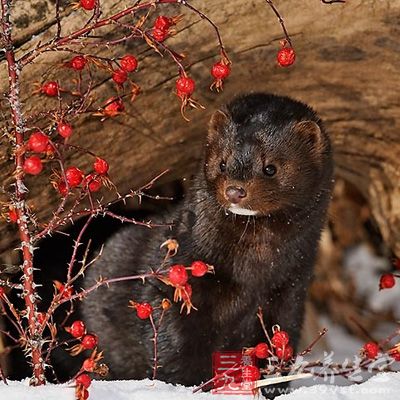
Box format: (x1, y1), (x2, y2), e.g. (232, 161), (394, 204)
(81, 93), (334, 391)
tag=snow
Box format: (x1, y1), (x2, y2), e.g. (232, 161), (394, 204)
(280, 372), (400, 399)
(1, 373), (400, 400)
(344, 244), (400, 318)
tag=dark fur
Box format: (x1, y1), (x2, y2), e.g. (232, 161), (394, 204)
(82, 93), (334, 388)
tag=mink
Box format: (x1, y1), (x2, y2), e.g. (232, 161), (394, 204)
(81, 93), (334, 392)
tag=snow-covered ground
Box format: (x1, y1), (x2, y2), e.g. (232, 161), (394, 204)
(1, 373), (400, 400)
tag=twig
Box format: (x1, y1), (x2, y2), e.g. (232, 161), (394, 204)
(264, 0), (292, 47)
(0, 363), (7, 384)
(321, 0), (345, 4)
(298, 328), (328, 356)
(257, 307), (273, 347)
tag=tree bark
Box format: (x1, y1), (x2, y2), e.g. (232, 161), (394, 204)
(0, 0), (399, 260)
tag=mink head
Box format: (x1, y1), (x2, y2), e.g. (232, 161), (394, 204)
(204, 93), (333, 217)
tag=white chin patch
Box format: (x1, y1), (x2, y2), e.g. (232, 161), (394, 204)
(228, 205), (259, 216)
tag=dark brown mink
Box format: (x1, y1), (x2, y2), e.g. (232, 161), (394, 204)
(81, 92), (334, 389)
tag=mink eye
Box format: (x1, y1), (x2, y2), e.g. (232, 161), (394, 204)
(220, 161), (226, 172)
(263, 164), (277, 177)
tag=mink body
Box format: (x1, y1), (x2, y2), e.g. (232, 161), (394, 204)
(82, 93), (333, 387)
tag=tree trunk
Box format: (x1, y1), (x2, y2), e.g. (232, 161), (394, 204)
(0, 0), (399, 261)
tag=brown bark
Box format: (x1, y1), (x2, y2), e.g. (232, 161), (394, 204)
(0, 0), (399, 261)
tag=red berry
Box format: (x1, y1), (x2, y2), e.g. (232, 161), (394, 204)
(136, 303), (153, 320)
(56, 180), (68, 197)
(61, 285), (74, 299)
(176, 76), (195, 97)
(211, 62), (231, 80)
(169, 265), (188, 286)
(112, 68), (128, 85)
(271, 330), (290, 348)
(152, 28), (168, 42)
(36, 312), (46, 324)
(81, 334), (98, 350)
(241, 365), (260, 382)
(275, 345), (293, 361)
(8, 208), (18, 223)
(120, 55), (138, 73)
(41, 81), (59, 97)
(190, 261), (208, 277)
(82, 389), (89, 400)
(82, 358), (95, 372)
(391, 351), (400, 362)
(379, 273), (396, 290)
(254, 342), (269, 359)
(84, 174), (102, 192)
(46, 143), (55, 156)
(27, 132), (49, 153)
(76, 373), (92, 388)
(23, 156), (43, 175)
(104, 97), (124, 117)
(93, 157), (109, 175)
(277, 47), (296, 67)
(154, 16), (172, 30)
(181, 283), (192, 301)
(55, 282), (74, 299)
(69, 320), (86, 338)
(89, 179), (101, 193)
(70, 56), (87, 71)
(57, 122), (73, 138)
(65, 166), (84, 187)
(80, 0), (96, 10)
(363, 342), (379, 359)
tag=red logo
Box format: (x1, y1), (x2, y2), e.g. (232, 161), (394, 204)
(211, 351), (259, 395)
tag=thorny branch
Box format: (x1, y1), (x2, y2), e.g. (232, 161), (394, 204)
(1, 0), (45, 385)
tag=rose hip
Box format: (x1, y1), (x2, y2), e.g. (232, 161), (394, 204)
(23, 156), (43, 175)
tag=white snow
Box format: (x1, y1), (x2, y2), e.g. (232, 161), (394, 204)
(344, 244), (400, 318)
(280, 372), (400, 399)
(1, 373), (400, 400)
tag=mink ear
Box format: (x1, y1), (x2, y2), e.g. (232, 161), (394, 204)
(207, 109), (230, 143)
(293, 120), (323, 152)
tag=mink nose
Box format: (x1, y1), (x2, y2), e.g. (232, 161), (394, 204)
(225, 186), (247, 204)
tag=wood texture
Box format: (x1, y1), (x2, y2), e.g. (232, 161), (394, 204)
(0, 0), (399, 260)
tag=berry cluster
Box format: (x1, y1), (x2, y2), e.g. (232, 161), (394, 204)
(250, 328), (293, 364)
(76, 350), (105, 400)
(66, 320), (98, 354)
(54, 157), (109, 196)
(112, 55), (138, 86)
(131, 261), (213, 321)
(151, 15), (179, 42)
(362, 341), (400, 362)
(167, 261), (213, 311)
(63, 320), (101, 399)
